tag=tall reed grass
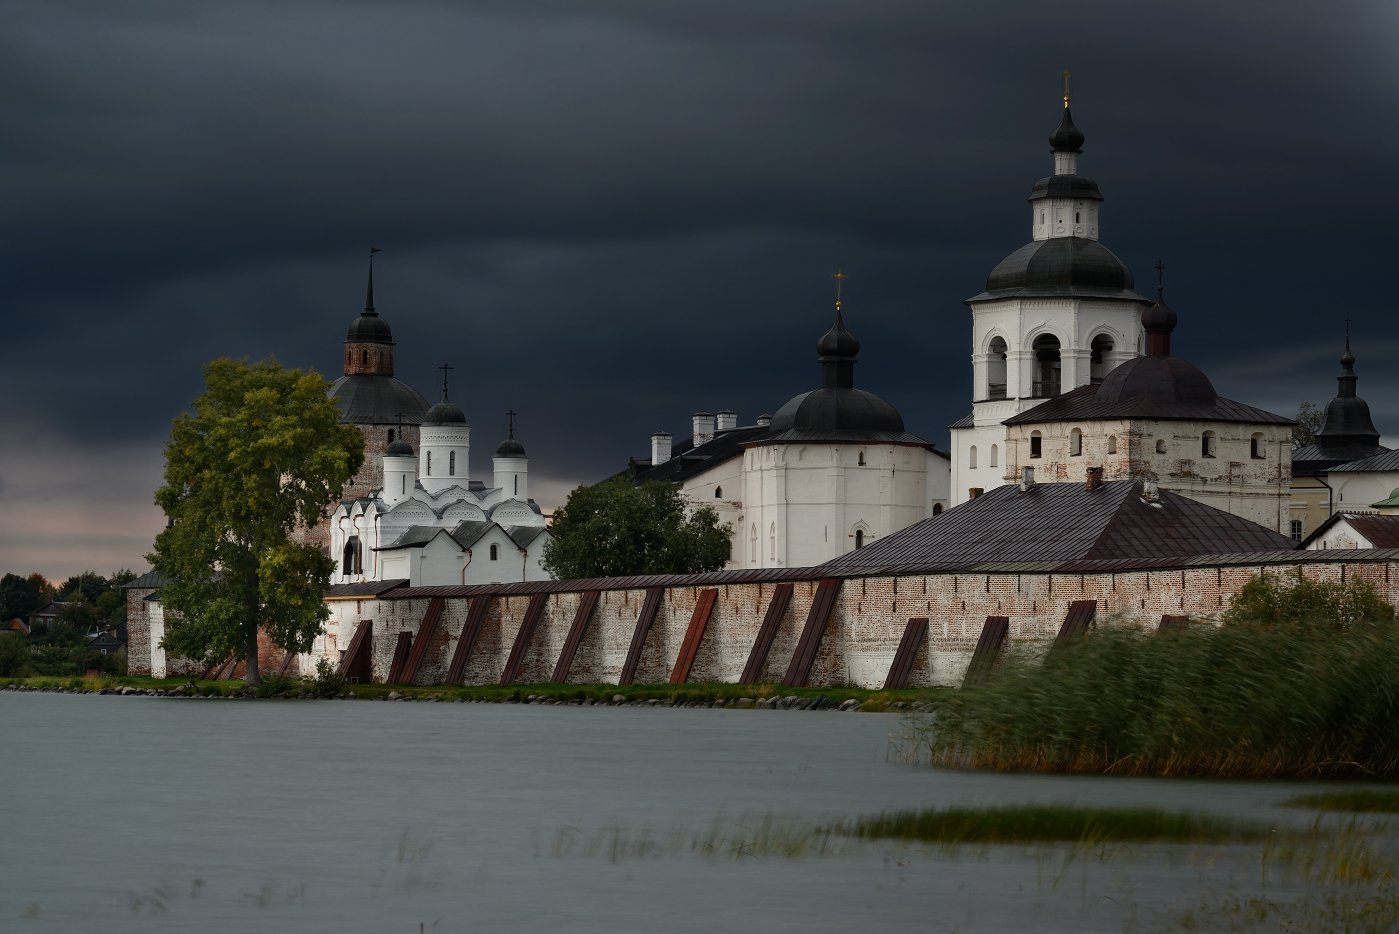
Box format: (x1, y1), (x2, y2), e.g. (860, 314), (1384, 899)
(922, 575), (1399, 778)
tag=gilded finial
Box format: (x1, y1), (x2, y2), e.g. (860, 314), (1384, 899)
(832, 268), (847, 314)
(1062, 70), (1071, 109)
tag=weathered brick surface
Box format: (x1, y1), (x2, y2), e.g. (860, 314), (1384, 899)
(125, 588), (156, 676)
(154, 556), (1399, 689)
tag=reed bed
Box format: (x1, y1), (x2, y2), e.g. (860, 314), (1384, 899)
(922, 576), (1399, 778)
(832, 804), (1267, 845)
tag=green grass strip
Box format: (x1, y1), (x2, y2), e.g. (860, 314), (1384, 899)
(832, 804), (1270, 845)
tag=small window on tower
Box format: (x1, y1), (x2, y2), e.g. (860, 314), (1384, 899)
(449, 451), (456, 476)
(714, 486), (722, 498)
(858, 451), (866, 466)
(990, 444), (998, 467)
(1250, 433), (1265, 459)
(426, 452), (432, 476)
(1202, 431), (1218, 458)
(855, 529), (864, 550)
(362, 350), (369, 365)
(1075, 211), (1081, 224)
(969, 446), (978, 469)
(489, 544), (499, 560)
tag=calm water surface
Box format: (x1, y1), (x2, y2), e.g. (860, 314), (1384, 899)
(0, 692), (1381, 932)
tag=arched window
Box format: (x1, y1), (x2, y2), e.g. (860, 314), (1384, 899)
(1250, 433), (1265, 459)
(1155, 439), (1167, 454)
(342, 538), (357, 575)
(378, 351), (384, 366)
(769, 523), (777, 562)
(858, 451), (866, 466)
(1107, 435), (1117, 455)
(932, 503), (944, 515)
(1069, 428), (1083, 457)
(750, 524), (758, 561)
(714, 486), (722, 498)
(987, 337), (1008, 399)
(401, 475), (406, 495)
(514, 476), (519, 495)
(1090, 334), (1114, 384)
(969, 445), (978, 469)
(426, 451), (432, 476)
(989, 444), (998, 467)
(489, 544), (498, 561)
(1032, 334), (1061, 398)
(362, 349), (369, 365)
(449, 451), (456, 476)
(1030, 431), (1043, 459)
(854, 529), (865, 549)
(1201, 431), (1217, 458)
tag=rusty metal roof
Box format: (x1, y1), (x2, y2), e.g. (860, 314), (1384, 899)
(325, 579), (409, 599)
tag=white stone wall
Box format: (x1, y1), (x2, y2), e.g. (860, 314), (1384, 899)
(1003, 418), (1293, 532)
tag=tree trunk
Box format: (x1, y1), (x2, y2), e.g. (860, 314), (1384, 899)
(244, 625), (261, 686)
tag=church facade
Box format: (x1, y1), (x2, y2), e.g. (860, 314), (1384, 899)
(950, 98), (1293, 533)
(628, 296), (951, 569)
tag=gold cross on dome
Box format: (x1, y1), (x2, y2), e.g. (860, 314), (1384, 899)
(832, 268), (847, 312)
(1062, 70), (1071, 108)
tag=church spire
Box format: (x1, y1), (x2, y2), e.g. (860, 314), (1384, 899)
(1315, 329), (1381, 448)
(817, 269), (860, 389)
(364, 247), (382, 315)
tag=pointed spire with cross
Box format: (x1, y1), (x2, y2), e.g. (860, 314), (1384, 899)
(438, 362), (454, 401)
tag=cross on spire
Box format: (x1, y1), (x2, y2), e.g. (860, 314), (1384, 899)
(438, 362), (454, 400)
(832, 268), (847, 314)
(364, 247), (382, 313)
(506, 409), (517, 439)
(1062, 69), (1071, 109)
(1155, 259), (1166, 301)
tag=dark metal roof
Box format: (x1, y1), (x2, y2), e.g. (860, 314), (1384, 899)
(1312, 338), (1382, 454)
(346, 312), (393, 343)
(123, 570), (165, 590)
(948, 412), (975, 430)
(326, 579), (409, 598)
(629, 425), (767, 485)
(1028, 174), (1101, 201)
(495, 437), (526, 457)
(761, 427), (938, 447)
(1095, 354), (1218, 406)
(820, 479), (1295, 572)
(1003, 382), (1292, 426)
(768, 387), (906, 436)
(968, 237), (1150, 303)
(424, 397), (467, 425)
(329, 375), (429, 425)
(503, 525), (546, 549)
(1301, 514), (1399, 550)
(1330, 449), (1399, 472)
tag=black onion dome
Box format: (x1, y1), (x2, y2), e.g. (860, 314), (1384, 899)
(1141, 297), (1178, 332)
(973, 238), (1146, 301)
(1050, 107), (1085, 152)
(767, 388), (905, 434)
(817, 312), (860, 358)
(1095, 355), (1218, 406)
(347, 312), (393, 343)
(385, 437), (415, 456)
(495, 436), (526, 457)
(424, 398), (467, 425)
(328, 375), (429, 425)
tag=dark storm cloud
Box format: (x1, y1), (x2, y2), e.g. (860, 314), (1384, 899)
(3, 0), (1398, 576)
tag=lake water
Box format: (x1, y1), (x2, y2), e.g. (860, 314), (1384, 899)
(1, 692), (1389, 932)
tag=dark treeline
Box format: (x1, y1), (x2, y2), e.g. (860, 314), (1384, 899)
(0, 569), (135, 677)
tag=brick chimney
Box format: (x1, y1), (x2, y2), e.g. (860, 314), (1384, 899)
(651, 431), (672, 465)
(692, 412), (716, 446)
(1085, 466), (1104, 491)
(1020, 466), (1035, 492)
(968, 487), (984, 500)
(716, 410), (737, 431)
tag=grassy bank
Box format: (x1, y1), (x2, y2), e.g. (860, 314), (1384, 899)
(921, 577), (1399, 778)
(0, 673), (936, 710)
(830, 804), (1269, 845)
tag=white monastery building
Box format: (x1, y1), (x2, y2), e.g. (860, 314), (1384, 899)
(628, 293), (951, 568)
(949, 95), (1294, 533)
(322, 258), (550, 587)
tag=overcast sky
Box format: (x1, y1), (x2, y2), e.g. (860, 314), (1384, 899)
(5, 0), (1398, 580)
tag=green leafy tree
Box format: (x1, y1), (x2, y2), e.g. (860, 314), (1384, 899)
(150, 358), (364, 684)
(542, 477), (732, 580)
(1293, 401), (1324, 449)
(0, 573), (45, 623)
(0, 635), (34, 677)
(60, 571), (108, 605)
(1222, 572), (1396, 633)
